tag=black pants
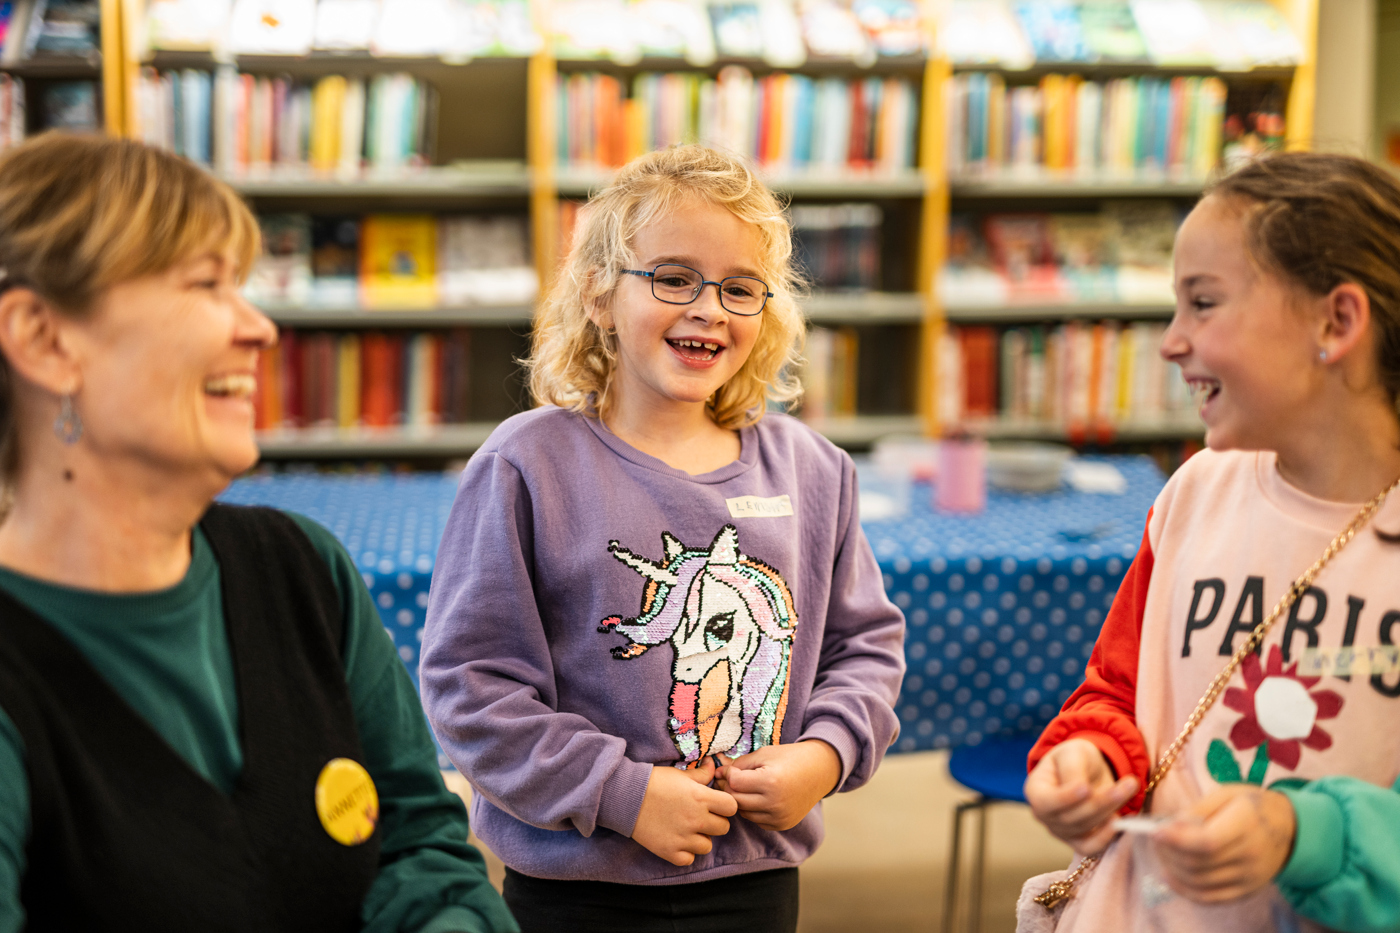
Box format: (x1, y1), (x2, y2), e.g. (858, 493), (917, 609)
(503, 866), (800, 933)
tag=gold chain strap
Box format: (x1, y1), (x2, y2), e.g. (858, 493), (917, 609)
(1035, 475), (1400, 911)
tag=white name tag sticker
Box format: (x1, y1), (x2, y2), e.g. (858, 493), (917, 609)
(726, 495), (794, 519)
(1298, 645), (1400, 677)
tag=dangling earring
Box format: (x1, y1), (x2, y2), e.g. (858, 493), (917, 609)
(53, 394), (82, 445)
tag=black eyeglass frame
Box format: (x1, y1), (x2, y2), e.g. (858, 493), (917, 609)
(622, 263), (773, 316)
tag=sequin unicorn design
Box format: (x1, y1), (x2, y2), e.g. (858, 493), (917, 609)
(597, 525), (799, 768)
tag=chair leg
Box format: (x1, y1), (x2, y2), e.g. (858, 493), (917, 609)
(944, 798), (992, 933)
(969, 801), (990, 933)
(941, 800), (966, 933)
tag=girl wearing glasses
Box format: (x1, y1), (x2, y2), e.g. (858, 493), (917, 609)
(420, 146), (904, 932)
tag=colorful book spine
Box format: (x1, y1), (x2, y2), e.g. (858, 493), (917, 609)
(135, 68), (433, 177)
(948, 71), (1232, 179)
(0, 74), (24, 152)
(556, 68), (918, 176)
(935, 320), (1195, 431)
(253, 329), (476, 433)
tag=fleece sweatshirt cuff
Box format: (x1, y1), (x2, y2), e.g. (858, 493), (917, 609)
(1277, 786), (1346, 891)
(595, 756), (654, 838)
(799, 718), (861, 793)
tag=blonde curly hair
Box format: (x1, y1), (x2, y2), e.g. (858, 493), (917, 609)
(525, 146), (804, 428)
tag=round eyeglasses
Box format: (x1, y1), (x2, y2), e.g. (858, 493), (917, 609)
(622, 263), (772, 316)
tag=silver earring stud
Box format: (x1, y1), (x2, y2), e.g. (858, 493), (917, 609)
(53, 394), (82, 445)
(1318, 350), (1328, 362)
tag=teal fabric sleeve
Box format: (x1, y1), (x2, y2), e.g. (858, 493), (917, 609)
(1278, 776), (1400, 933)
(0, 708), (25, 933)
(285, 513), (518, 933)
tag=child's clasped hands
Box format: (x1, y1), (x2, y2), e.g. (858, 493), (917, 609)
(631, 740), (843, 866)
(1025, 738), (1297, 903)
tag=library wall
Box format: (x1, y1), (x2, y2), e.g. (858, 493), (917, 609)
(38, 0), (1319, 467)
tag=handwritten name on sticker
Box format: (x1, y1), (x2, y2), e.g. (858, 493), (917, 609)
(726, 495), (794, 519)
(1297, 645), (1400, 677)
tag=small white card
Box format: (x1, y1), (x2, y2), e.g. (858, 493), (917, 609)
(726, 495), (794, 519)
(1113, 815), (1169, 835)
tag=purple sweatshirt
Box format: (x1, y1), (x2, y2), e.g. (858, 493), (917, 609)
(420, 406), (904, 884)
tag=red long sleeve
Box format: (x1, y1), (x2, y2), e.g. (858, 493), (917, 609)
(1027, 511), (1154, 812)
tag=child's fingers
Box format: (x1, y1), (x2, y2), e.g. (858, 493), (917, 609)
(1067, 818), (1121, 857)
(1025, 772), (1091, 815)
(1051, 745), (1095, 788)
(1038, 775), (1136, 826)
(723, 764), (775, 795)
(1155, 805), (1236, 860)
(683, 757), (717, 785)
(726, 790), (770, 813)
(697, 811), (732, 837)
(684, 834), (714, 858)
(701, 785), (739, 818)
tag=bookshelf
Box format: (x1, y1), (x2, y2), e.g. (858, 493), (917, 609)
(0, 0), (122, 139)
(258, 304), (536, 327)
(943, 301), (1176, 323)
(926, 0), (1320, 447)
(101, 0), (1317, 462)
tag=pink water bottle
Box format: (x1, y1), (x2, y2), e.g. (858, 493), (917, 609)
(935, 435), (987, 513)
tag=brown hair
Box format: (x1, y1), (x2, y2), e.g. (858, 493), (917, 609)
(1208, 152), (1400, 404)
(525, 145), (803, 428)
(0, 131), (260, 483)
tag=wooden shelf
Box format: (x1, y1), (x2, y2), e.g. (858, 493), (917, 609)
(261, 304), (534, 327)
(256, 423), (500, 457)
(949, 175), (1207, 198)
(2, 54), (102, 78)
(256, 415), (923, 456)
(147, 50), (531, 72)
(808, 415), (924, 445)
(557, 169), (926, 199)
(943, 301), (1175, 323)
(223, 164), (532, 197)
(265, 295), (921, 329)
(964, 417), (1204, 442)
(554, 53), (929, 75)
(804, 292), (923, 323)
(950, 62), (1295, 80)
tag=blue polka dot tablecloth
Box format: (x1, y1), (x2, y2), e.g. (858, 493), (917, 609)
(221, 473), (457, 695)
(865, 455), (1165, 754)
(221, 455), (1165, 763)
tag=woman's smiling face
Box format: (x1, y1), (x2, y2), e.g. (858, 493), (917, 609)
(67, 250), (278, 481)
(598, 197), (765, 418)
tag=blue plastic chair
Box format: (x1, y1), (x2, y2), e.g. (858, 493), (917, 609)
(942, 733), (1039, 933)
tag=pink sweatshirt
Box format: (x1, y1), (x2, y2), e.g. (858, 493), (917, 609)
(1029, 449), (1400, 932)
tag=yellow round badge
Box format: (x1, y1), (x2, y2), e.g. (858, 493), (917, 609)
(314, 758), (379, 846)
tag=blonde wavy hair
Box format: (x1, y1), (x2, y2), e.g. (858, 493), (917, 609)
(526, 146), (804, 428)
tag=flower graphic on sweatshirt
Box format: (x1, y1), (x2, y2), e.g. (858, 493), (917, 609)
(1222, 645), (1343, 771)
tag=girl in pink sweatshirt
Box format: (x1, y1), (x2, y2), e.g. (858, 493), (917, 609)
(1023, 153), (1400, 932)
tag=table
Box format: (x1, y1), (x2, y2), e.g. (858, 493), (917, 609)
(221, 456), (1166, 764)
(865, 456), (1165, 754)
(221, 473), (452, 693)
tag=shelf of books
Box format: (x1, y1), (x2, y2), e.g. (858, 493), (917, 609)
(0, 0), (116, 145)
(929, 0), (1316, 462)
(108, 0), (1315, 465)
